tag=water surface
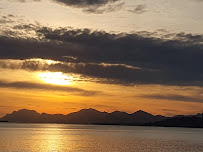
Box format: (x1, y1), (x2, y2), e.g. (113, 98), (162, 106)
(0, 123), (202, 152)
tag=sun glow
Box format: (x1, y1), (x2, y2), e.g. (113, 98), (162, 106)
(39, 72), (73, 85)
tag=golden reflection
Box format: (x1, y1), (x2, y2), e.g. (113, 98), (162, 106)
(39, 72), (73, 85)
(43, 129), (62, 151)
(35, 125), (65, 152)
(35, 125), (80, 152)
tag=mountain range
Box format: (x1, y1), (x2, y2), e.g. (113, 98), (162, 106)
(0, 109), (202, 128)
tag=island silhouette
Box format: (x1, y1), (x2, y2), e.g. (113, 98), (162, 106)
(0, 109), (202, 128)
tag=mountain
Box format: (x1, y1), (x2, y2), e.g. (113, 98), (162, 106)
(104, 111), (131, 125)
(1, 109), (41, 123)
(0, 109), (202, 128)
(101, 110), (166, 125)
(149, 115), (203, 128)
(131, 110), (157, 124)
(0, 108), (165, 124)
(195, 113), (203, 118)
(0, 109), (67, 123)
(65, 108), (108, 124)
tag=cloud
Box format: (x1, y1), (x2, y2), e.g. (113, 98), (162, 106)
(1, 58), (203, 86)
(0, 59), (152, 85)
(53, 0), (119, 7)
(0, 14), (15, 24)
(82, 2), (124, 14)
(0, 23), (203, 86)
(162, 109), (178, 112)
(140, 94), (203, 103)
(128, 5), (147, 14)
(53, 0), (124, 14)
(174, 32), (203, 44)
(5, 0), (123, 14)
(0, 80), (99, 96)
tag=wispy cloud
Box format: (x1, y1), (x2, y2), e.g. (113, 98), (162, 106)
(128, 4), (147, 14)
(82, 2), (124, 14)
(140, 94), (203, 103)
(0, 80), (99, 96)
(53, 0), (124, 14)
(5, 0), (124, 14)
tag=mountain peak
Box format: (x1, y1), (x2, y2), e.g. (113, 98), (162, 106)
(12, 109), (38, 114)
(2, 109), (40, 123)
(133, 110), (153, 116)
(136, 110), (146, 113)
(78, 108), (100, 113)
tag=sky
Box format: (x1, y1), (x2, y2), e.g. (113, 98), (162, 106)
(0, 0), (203, 117)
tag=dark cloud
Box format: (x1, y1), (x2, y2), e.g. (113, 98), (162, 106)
(47, 62), (167, 85)
(0, 59), (156, 85)
(6, 0), (123, 14)
(0, 80), (99, 96)
(82, 2), (124, 14)
(174, 32), (203, 44)
(140, 94), (203, 103)
(53, 0), (124, 13)
(128, 5), (146, 14)
(53, 0), (119, 7)
(0, 24), (203, 86)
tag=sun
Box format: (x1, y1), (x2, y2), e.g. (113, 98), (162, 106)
(39, 72), (73, 85)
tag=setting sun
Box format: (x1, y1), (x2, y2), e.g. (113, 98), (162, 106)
(39, 72), (73, 85)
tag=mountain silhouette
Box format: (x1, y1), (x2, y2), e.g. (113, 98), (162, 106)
(1, 109), (40, 123)
(149, 115), (203, 128)
(1, 109), (66, 123)
(0, 109), (202, 128)
(0, 108), (165, 124)
(66, 108), (108, 124)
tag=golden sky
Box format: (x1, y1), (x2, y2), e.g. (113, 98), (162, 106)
(0, 59), (202, 117)
(0, 0), (203, 117)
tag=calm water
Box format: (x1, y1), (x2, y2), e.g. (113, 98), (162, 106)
(0, 123), (203, 152)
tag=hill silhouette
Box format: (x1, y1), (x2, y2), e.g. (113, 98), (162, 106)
(0, 108), (166, 124)
(0, 108), (202, 128)
(148, 116), (203, 128)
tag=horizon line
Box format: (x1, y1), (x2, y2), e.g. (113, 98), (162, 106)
(2, 108), (202, 118)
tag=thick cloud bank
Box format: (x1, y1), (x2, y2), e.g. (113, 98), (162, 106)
(0, 22), (203, 86)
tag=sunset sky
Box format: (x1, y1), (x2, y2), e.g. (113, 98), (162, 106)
(0, 0), (203, 117)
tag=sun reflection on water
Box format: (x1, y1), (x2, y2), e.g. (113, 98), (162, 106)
(41, 128), (63, 151)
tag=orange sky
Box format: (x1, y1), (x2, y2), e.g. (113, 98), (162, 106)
(0, 0), (203, 117)
(0, 60), (202, 117)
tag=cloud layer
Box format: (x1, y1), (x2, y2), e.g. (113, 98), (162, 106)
(0, 80), (99, 96)
(6, 0), (123, 14)
(140, 94), (203, 103)
(53, 0), (124, 13)
(128, 5), (147, 14)
(0, 20), (203, 86)
(53, 0), (118, 8)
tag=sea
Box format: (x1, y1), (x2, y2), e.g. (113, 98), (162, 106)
(0, 123), (202, 152)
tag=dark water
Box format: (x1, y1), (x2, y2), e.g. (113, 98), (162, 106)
(0, 123), (202, 152)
